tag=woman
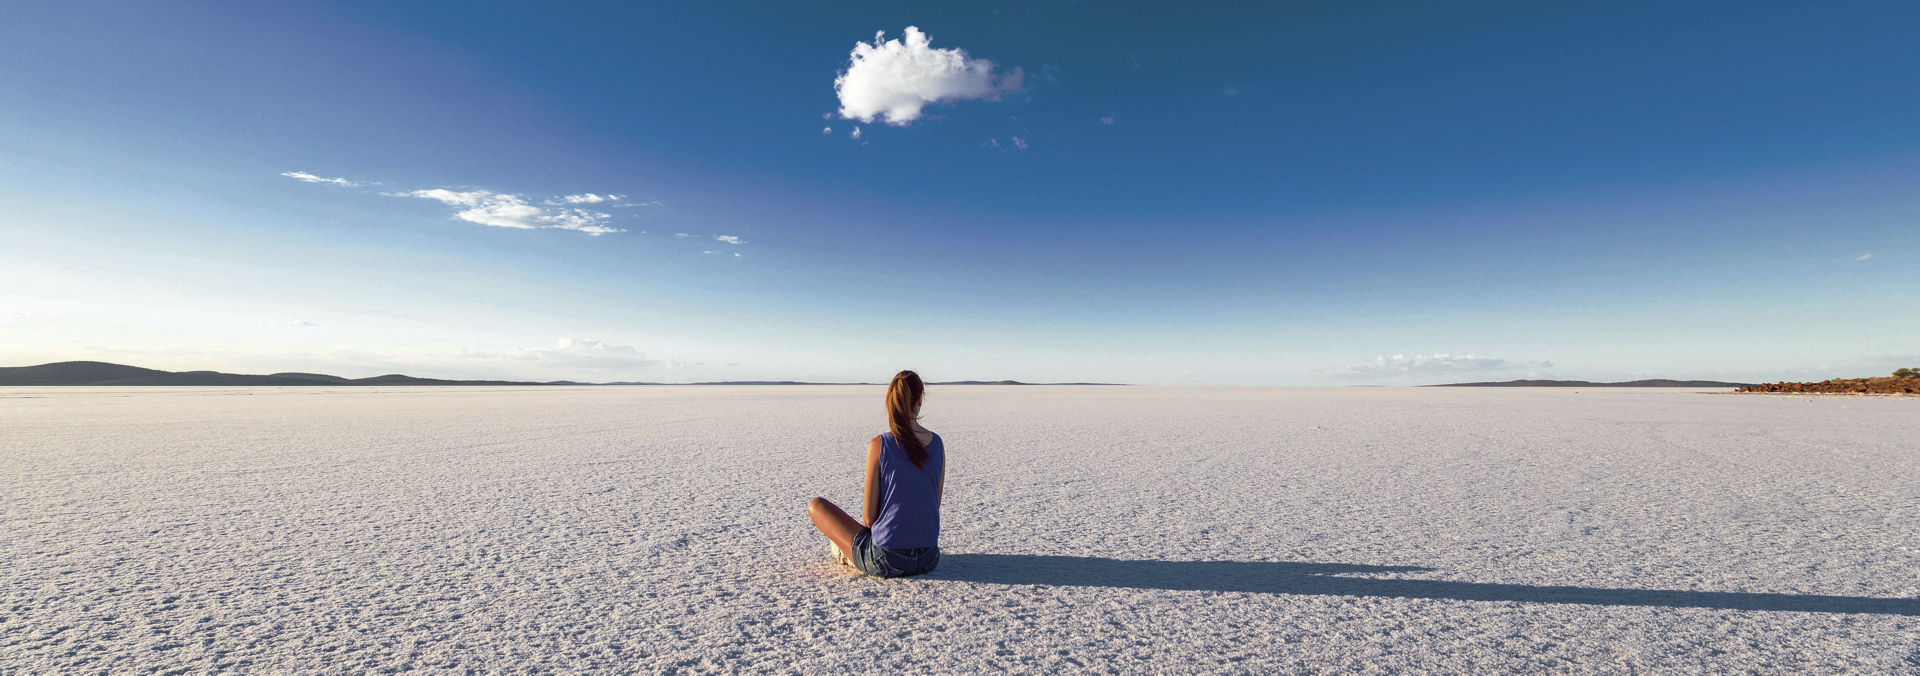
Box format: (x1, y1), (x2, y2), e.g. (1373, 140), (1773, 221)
(807, 370), (945, 578)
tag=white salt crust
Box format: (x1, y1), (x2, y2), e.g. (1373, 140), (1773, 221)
(1, 386), (1916, 672)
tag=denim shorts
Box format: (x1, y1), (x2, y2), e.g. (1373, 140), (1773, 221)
(851, 528), (940, 579)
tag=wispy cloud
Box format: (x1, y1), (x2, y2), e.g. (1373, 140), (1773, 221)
(1341, 353), (1522, 378)
(850, 126), (863, 140)
(1855, 253), (1873, 261)
(715, 235), (743, 244)
(271, 319), (316, 327)
(454, 338), (665, 371)
(281, 171), (358, 187)
(286, 172), (632, 236)
(1101, 115), (1116, 125)
(1011, 136), (1028, 150)
(401, 189), (623, 235)
(557, 193), (623, 204)
(835, 26), (1023, 126)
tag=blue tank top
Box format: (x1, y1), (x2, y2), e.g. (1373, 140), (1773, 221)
(871, 431), (944, 550)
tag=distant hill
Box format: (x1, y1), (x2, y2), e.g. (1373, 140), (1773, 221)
(0, 361), (1131, 387)
(269, 372), (350, 382)
(1428, 379), (1754, 388)
(0, 361), (546, 387)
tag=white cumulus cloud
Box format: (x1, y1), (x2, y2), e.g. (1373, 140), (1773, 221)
(834, 26), (1023, 126)
(715, 235), (743, 244)
(403, 189), (622, 235)
(850, 126), (862, 140)
(281, 171), (358, 187)
(1011, 136), (1028, 150)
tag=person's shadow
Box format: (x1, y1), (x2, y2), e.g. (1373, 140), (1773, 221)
(929, 554), (1918, 616)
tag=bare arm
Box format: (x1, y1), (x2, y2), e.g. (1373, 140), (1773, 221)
(862, 436), (883, 527)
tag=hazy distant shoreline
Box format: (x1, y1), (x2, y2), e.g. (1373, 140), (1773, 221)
(0, 362), (1768, 389)
(0, 361), (1127, 387)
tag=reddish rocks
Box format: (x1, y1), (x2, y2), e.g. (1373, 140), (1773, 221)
(1739, 376), (1920, 395)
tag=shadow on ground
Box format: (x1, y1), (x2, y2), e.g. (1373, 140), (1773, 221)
(930, 554), (1918, 616)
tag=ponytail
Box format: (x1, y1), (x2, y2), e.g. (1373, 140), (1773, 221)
(886, 370), (929, 470)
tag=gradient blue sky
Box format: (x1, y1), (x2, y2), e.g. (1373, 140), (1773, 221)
(3, 1), (1915, 384)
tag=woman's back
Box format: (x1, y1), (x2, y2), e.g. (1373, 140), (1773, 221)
(804, 370), (944, 578)
(870, 431), (943, 550)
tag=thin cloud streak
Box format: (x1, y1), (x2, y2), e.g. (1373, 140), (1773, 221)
(401, 189), (622, 235)
(558, 193), (623, 204)
(281, 171), (357, 187)
(1337, 353), (1541, 380)
(454, 338), (665, 372)
(284, 172), (630, 236)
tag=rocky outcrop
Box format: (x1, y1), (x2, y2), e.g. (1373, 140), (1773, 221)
(1738, 377), (1920, 395)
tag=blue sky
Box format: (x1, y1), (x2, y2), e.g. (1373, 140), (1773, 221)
(2, 1), (1915, 384)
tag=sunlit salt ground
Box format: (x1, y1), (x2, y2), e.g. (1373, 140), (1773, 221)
(2, 386), (1916, 672)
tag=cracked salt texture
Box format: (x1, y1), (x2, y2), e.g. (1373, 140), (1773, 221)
(2, 386), (1916, 672)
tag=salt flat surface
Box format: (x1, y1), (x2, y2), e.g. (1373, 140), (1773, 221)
(2, 386), (1917, 673)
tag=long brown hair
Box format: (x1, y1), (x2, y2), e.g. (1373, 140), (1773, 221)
(886, 370), (929, 469)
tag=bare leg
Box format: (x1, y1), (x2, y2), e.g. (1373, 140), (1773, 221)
(807, 497), (864, 562)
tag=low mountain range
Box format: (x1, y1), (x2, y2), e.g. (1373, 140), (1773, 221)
(0, 362), (1125, 387)
(5, 362), (1748, 388)
(0, 361), (545, 387)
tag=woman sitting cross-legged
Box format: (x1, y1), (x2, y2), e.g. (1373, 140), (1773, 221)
(807, 370), (945, 578)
